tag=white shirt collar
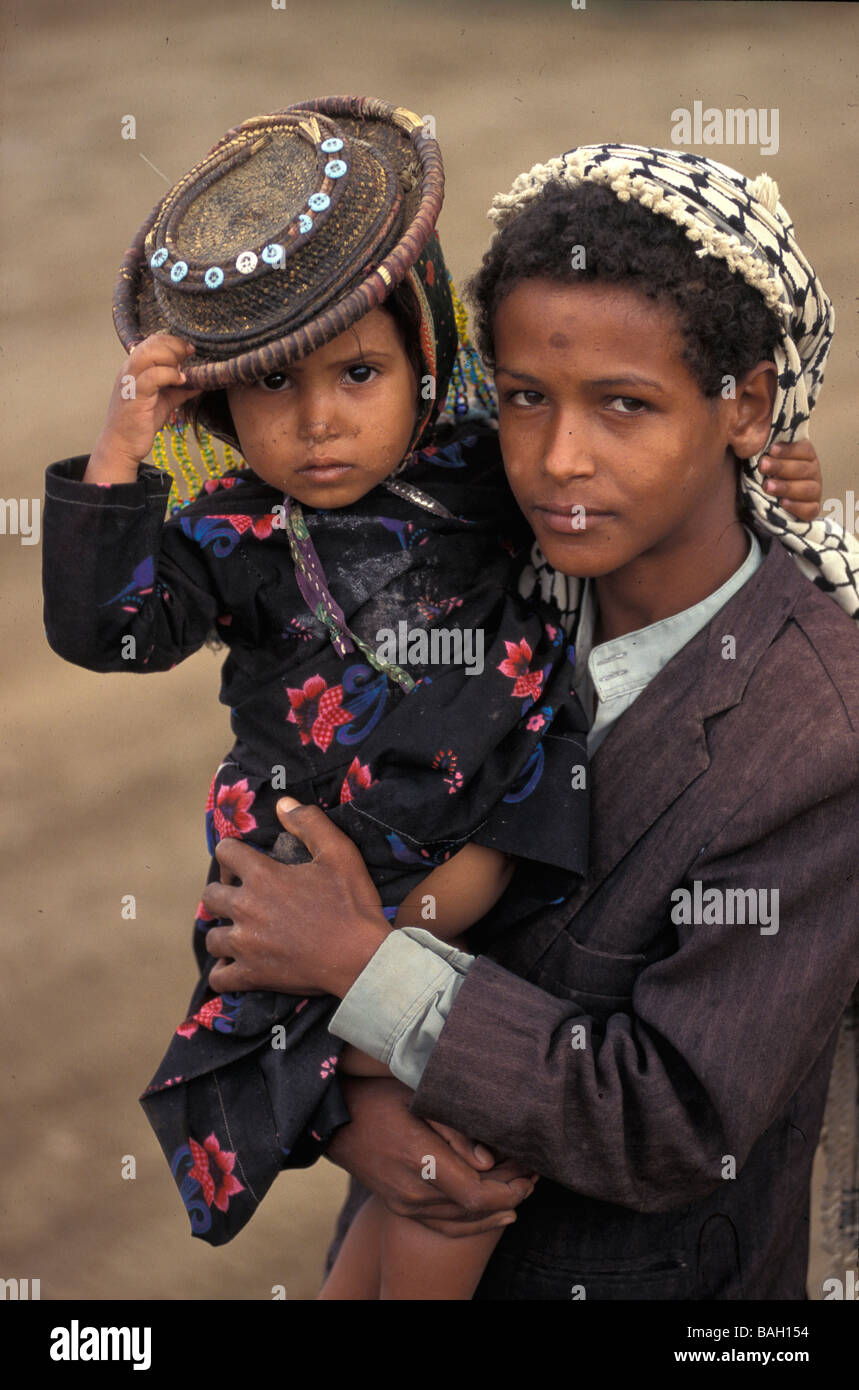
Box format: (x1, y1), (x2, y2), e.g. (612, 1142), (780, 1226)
(572, 527), (763, 754)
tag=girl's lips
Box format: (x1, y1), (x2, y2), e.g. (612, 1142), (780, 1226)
(534, 505), (615, 534)
(297, 462), (354, 482)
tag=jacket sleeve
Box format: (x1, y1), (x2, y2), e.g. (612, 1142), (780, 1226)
(43, 456), (220, 672)
(410, 730), (859, 1213)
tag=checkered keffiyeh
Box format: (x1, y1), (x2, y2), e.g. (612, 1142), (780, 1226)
(493, 142), (859, 624)
(503, 144), (858, 1285)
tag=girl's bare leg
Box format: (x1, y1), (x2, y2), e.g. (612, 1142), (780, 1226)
(318, 848), (516, 1299)
(317, 1194), (384, 1300)
(317, 1194), (506, 1301)
(379, 1208), (505, 1301)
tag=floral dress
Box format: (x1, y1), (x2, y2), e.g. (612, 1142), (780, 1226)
(42, 431), (589, 1243)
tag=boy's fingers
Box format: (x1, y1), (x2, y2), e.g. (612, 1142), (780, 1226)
(430, 1144), (534, 1215)
(274, 799), (363, 869)
(781, 501), (820, 521)
(425, 1119), (496, 1169)
(760, 456), (818, 479)
(764, 478), (820, 499)
(765, 440), (815, 458)
(416, 1213), (518, 1238)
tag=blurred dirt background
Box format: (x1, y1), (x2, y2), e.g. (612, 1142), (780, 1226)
(2, 0), (856, 1301)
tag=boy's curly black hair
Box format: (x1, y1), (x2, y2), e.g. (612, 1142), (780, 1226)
(183, 280), (426, 450)
(465, 179), (782, 398)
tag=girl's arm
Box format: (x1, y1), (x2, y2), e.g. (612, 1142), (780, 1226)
(84, 334), (200, 486)
(43, 456), (221, 673)
(394, 844), (514, 939)
(43, 334), (223, 673)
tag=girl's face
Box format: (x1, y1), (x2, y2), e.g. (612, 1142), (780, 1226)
(226, 307), (417, 508)
(493, 278), (775, 581)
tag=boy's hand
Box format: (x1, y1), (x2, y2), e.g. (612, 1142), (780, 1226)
(325, 1077), (537, 1237)
(84, 334), (201, 485)
(759, 440), (823, 522)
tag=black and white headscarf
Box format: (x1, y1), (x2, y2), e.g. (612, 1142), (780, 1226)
(497, 144), (858, 1285)
(495, 143), (859, 625)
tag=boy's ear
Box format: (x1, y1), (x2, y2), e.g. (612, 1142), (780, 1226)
(727, 361), (778, 460)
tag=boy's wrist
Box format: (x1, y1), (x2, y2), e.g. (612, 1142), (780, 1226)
(328, 916), (392, 999)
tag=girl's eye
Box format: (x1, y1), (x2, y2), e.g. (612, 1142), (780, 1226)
(345, 364), (378, 384)
(259, 373), (290, 392)
(607, 396), (647, 414)
(505, 388), (546, 407)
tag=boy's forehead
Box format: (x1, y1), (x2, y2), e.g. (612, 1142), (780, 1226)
(494, 279), (684, 361)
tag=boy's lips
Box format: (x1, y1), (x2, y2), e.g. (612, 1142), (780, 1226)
(533, 502), (616, 534)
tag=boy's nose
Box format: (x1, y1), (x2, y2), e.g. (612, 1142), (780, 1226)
(541, 414), (597, 482)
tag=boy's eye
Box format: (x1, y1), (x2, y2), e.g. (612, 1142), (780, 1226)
(505, 388), (546, 407)
(259, 373), (289, 392)
(606, 396), (647, 414)
(345, 364), (378, 384)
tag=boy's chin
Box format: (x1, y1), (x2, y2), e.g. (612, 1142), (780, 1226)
(531, 529), (626, 580)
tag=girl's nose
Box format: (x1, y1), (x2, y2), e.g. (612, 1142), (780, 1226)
(300, 418), (335, 441)
(294, 382), (341, 443)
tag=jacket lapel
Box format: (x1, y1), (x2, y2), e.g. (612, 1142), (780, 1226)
(495, 535), (805, 978)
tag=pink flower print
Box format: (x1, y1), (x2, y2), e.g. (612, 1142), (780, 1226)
(177, 996), (224, 1039)
(498, 638), (544, 701)
(213, 779), (257, 840)
(286, 675), (353, 752)
(320, 1056), (338, 1080)
(208, 512), (253, 535)
(188, 1133), (244, 1212)
(205, 511), (279, 539)
(340, 757), (378, 804)
(252, 513), (282, 539)
(432, 748), (463, 795)
(527, 712), (547, 732)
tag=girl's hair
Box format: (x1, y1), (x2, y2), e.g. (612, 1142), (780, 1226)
(183, 279), (426, 451)
(465, 179), (782, 398)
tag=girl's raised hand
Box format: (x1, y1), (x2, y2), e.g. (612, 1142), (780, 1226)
(84, 334), (201, 485)
(759, 439), (824, 522)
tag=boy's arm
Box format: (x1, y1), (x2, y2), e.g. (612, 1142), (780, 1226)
(759, 439), (822, 521)
(203, 728), (858, 1216)
(408, 739), (858, 1210)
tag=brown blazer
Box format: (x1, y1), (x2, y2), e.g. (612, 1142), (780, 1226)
(405, 534), (859, 1299)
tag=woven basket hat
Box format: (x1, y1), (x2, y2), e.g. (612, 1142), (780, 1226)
(113, 96), (445, 390)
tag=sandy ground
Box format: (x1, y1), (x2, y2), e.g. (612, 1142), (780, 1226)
(2, 0), (856, 1301)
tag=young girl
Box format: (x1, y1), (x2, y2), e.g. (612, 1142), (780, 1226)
(41, 105), (824, 1300)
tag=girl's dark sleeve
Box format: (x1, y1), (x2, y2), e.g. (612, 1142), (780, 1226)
(43, 456), (220, 672)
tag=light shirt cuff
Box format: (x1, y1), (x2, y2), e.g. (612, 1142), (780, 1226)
(329, 927), (475, 1090)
